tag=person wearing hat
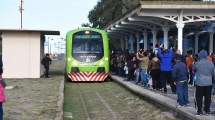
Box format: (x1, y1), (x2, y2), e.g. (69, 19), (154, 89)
(172, 54), (189, 107)
(193, 50), (215, 116)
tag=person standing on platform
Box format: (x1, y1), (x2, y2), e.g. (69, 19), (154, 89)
(147, 52), (161, 90)
(157, 44), (176, 94)
(172, 54), (189, 107)
(127, 56), (136, 81)
(185, 51), (194, 85)
(136, 51), (149, 87)
(41, 54), (52, 78)
(193, 50), (215, 116)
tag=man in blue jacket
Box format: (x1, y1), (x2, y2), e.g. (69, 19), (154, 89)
(172, 54), (189, 107)
(158, 44), (176, 94)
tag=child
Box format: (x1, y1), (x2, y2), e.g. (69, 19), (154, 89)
(123, 62), (128, 81)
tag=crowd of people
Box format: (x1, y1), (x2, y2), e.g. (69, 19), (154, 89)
(110, 44), (215, 116)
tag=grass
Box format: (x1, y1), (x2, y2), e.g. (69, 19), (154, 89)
(3, 60), (65, 120)
(64, 82), (181, 120)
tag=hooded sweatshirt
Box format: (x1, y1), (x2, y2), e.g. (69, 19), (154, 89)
(193, 50), (215, 86)
(157, 48), (173, 71)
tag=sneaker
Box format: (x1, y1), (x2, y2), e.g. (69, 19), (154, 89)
(176, 105), (182, 108)
(183, 104), (189, 107)
(196, 111), (203, 116)
(206, 112), (211, 116)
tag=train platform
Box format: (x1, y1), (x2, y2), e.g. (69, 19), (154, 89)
(109, 73), (215, 120)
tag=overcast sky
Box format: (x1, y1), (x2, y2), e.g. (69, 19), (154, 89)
(0, 0), (98, 37)
(0, 0), (99, 53)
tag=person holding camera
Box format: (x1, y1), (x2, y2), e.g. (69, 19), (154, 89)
(157, 44), (176, 94)
(135, 50), (149, 87)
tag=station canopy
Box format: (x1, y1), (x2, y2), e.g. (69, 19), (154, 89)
(104, 1), (215, 38)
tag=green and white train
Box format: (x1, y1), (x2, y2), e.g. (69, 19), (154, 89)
(65, 28), (109, 81)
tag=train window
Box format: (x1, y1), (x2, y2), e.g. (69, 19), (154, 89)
(72, 31), (104, 62)
(72, 32), (103, 54)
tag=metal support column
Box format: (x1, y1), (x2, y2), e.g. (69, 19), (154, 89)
(136, 32), (140, 51)
(152, 29), (157, 51)
(143, 32), (148, 51)
(195, 33), (199, 54)
(177, 10), (184, 53)
(130, 34), (134, 52)
(209, 32), (214, 54)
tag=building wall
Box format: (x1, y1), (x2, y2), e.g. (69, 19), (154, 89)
(2, 32), (42, 78)
(40, 35), (45, 76)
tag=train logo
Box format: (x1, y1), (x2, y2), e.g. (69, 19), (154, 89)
(86, 58), (90, 62)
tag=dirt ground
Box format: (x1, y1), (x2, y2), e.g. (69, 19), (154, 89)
(3, 60), (64, 120)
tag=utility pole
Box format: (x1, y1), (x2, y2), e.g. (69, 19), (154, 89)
(19, 0), (24, 29)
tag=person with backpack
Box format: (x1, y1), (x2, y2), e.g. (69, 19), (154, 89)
(41, 54), (52, 78)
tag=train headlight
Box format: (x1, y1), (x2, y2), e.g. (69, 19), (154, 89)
(73, 61), (77, 65)
(67, 58), (71, 61)
(99, 61), (104, 65)
(105, 57), (108, 61)
(85, 31), (90, 34)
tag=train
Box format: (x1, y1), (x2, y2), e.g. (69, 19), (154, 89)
(65, 28), (109, 82)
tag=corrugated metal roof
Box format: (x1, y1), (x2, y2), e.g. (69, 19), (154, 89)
(0, 29), (60, 35)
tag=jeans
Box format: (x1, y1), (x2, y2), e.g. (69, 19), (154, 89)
(0, 102), (3, 120)
(176, 80), (189, 106)
(136, 69), (147, 86)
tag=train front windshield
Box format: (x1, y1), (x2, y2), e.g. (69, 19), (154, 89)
(72, 31), (104, 63)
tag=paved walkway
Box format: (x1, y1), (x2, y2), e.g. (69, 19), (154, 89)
(109, 74), (215, 120)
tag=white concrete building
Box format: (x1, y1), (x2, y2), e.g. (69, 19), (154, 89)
(0, 29), (60, 78)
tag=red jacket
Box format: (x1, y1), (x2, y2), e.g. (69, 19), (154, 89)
(0, 75), (5, 102)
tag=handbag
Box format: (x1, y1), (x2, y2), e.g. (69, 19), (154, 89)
(0, 79), (6, 88)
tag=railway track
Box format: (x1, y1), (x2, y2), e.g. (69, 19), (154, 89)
(64, 81), (181, 120)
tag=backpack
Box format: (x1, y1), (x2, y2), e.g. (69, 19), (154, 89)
(41, 58), (45, 65)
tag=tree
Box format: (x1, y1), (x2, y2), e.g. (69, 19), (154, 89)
(81, 23), (91, 27)
(87, 0), (140, 29)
